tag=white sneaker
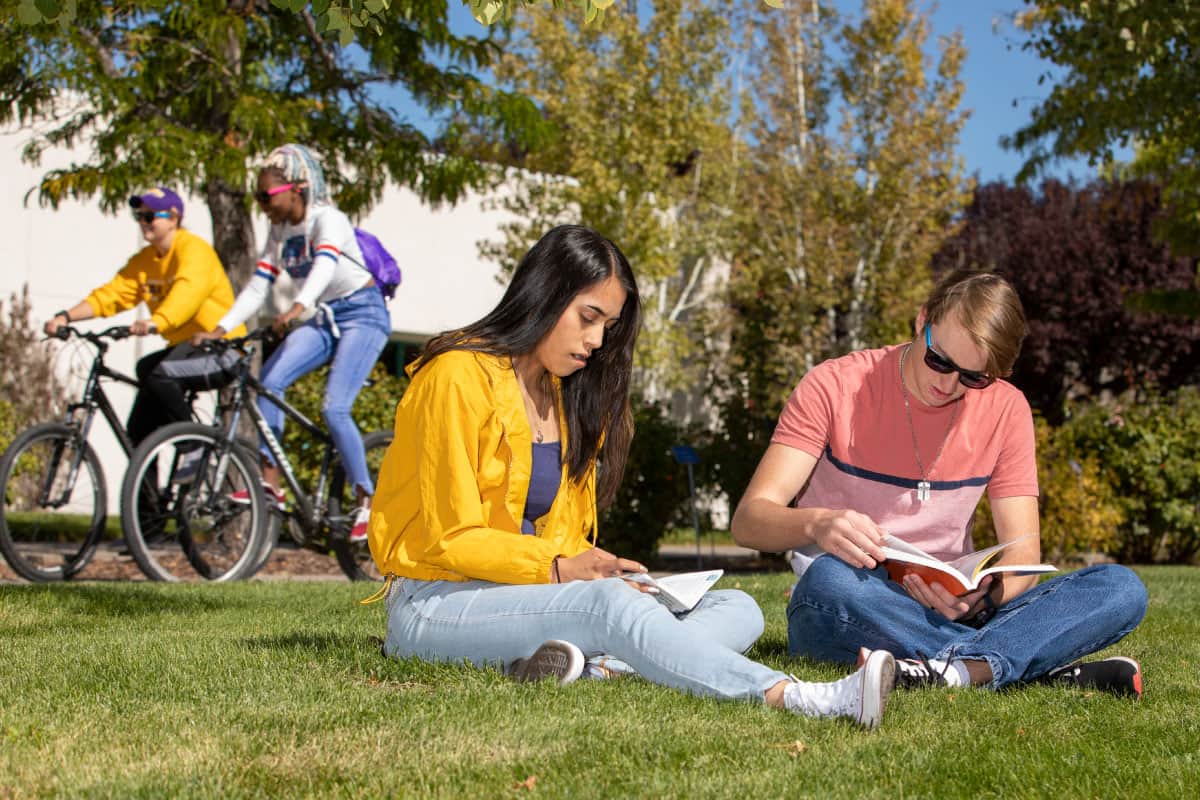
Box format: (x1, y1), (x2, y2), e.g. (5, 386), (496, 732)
(783, 649), (895, 729)
(507, 640), (585, 685)
(349, 504), (371, 543)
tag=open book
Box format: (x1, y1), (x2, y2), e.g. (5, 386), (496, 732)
(619, 569), (724, 613)
(882, 535), (1056, 596)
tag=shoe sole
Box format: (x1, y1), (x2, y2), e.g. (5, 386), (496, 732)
(858, 650), (895, 730)
(1115, 657), (1143, 700)
(510, 640), (584, 685)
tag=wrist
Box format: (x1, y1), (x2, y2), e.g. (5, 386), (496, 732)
(550, 557), (561, 584)
(54, 309), (70, 323)
(962, 591), (997, 629)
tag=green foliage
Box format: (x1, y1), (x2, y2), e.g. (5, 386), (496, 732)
(1009, 0), (1200, 256)
(477, 0), (740, 403)
(0, 285), (66, 435)
(1052, 388), (1200, 565)
(1, 1), (550, 282)
(599, 398), (710, 565)
(973, 416), (1124, 562)
(278, 361), (406, 489)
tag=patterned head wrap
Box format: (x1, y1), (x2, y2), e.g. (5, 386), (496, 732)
(261, 143), (331, 207)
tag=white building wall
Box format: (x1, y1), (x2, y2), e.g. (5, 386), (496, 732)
(0, 123), (511, 490)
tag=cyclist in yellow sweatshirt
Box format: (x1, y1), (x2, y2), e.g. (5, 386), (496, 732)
(43, 187), (245, 446)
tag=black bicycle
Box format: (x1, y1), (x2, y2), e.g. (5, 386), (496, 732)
(0, 326), (139, 581)
(119, 328), (390, 582)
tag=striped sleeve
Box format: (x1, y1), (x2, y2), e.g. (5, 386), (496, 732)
(253, 260), (280, 283)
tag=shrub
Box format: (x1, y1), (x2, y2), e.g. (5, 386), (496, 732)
(0, 285), (65, 434)
(973, 415), (1124, 561)
(1057, 388), (1200, 564)
(600, 398), (711, 566)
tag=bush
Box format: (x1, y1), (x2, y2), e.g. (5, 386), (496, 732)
(279, 362), (408, 490)
(0, 285), (65, 434)
(599, 398), (711, 566)
(973, 415), (1124, 561)
(1056, 388), (1200, 564)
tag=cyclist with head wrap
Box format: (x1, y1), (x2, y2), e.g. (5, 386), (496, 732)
(194, 144), (391, 542)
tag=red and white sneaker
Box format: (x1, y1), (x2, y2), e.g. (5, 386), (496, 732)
(349, 504), (371, 543)
(229, 483), (286, 511)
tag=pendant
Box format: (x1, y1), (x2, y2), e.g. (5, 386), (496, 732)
(535, 430), (543, 444)
(916, 480), (931, 502)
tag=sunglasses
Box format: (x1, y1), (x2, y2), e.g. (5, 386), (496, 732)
(133, 210), (172, 224)
(254, 183), (296, 204)
(923, 324), (995, 389)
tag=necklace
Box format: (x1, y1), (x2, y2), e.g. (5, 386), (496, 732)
(512, 357), (553, 444)
(899, 344), (959, 503)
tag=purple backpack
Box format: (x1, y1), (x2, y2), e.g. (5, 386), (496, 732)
(352, 228), (401, 301)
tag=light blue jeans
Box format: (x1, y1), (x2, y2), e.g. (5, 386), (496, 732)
(258, 286), (390, 495)
(787, 555), (1148, 689)
(385, 577), (789, 701)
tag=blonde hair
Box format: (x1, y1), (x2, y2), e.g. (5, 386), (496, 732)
(924, 270), (1026, 377)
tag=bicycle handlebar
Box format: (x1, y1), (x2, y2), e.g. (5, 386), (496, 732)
(194, 326), (275, 355)
(49, 325), (133, 344)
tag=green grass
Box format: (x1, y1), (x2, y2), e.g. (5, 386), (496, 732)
(3, 512), (124, 542)
(1, 568), (1197, 798)
(659, 527), (737, 547)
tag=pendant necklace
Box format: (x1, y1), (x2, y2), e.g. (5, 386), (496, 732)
(899, 344), (959, 503)
(513, 357), (550, 443)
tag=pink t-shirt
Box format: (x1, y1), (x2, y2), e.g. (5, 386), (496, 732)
(772, 345), (1038, 576)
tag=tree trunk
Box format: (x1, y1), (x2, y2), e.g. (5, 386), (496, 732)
(205, 179), (256, 289)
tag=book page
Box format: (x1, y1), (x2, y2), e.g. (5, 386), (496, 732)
(946, 533), (1042, 582)
(654, 570), (724, 613)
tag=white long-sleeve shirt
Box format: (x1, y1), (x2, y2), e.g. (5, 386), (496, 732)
(219, 204), (370, 332)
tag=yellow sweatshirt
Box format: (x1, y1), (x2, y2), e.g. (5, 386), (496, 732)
(85, 228), (246, 345)
(368, 350), (598, 585)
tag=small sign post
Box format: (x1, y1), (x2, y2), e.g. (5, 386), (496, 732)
(670, 445), (702, 568)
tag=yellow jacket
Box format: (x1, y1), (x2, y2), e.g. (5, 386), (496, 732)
(85, 228), (245, 345)
(368, 350), (598, 584)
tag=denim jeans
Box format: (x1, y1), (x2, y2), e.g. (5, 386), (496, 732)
(385, 577), (788, 701)
(258, 286), (390, 495)
(787, 555), (1148, 689)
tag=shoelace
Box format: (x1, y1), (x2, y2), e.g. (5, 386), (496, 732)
(898, 650), (954, 688)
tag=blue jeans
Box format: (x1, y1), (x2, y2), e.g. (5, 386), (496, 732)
(787, 555), (1147, 689)
(385, 577), (788, 701)
(258, 286), (390, 495)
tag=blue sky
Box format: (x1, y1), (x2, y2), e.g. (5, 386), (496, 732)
(396, 1), (1112, 185)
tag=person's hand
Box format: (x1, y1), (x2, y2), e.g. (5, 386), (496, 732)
(43, 315), (67, 337)
(556, 547), (647, 583)
(810, 509), (887, 569)
(129, 319), (157, 336)
(902, 573), (993, 621)
(272, 304), (305, 336)
(190, 327), (226, 348)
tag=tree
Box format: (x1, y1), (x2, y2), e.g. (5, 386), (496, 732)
(2, 1), (547, 284)
(709, 0), (971, 505)
(931, 178), (1200, 422)
(1007, 0), (1200, 256)
(0, 286), (66, 440)
(476, 0), (741, 410)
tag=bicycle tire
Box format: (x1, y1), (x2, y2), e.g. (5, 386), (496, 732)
(0, 423), (107, 582)
(120, 422), (266, 582)
(330, 429), (392, 581)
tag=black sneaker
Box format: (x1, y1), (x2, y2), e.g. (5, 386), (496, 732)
(857, 647), (950, 689)
(1041, 657), (1142, 700)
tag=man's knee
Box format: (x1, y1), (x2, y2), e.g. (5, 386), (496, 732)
(793, 554), (869, 602)
(1091, 563), (1149, 628)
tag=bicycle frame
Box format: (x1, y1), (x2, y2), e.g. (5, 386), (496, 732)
(215, 358), (340, 537)
(42, 334), (140, 508)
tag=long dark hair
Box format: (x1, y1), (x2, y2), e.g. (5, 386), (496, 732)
(417, 225), (642, 507)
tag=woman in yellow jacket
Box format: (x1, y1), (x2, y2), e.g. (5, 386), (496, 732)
(368, 225), (896, 728)
(43, 187), (245, 446)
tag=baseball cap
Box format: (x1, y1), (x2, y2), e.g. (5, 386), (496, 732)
(129, 187), (184, 221)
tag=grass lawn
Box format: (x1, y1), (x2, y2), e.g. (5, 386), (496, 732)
(1, 568), (1197, 798)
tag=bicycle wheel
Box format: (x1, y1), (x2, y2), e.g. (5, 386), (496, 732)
(120, 422), (266, 582)
(330, 429), (392, 581)
(0, 423), (106, 582)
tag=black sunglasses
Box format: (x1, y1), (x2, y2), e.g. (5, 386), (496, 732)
(923, 324), (995, 389)
(132, 210), (170, 224)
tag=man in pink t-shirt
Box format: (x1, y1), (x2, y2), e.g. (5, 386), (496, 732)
(731, 270), (1147, 698)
